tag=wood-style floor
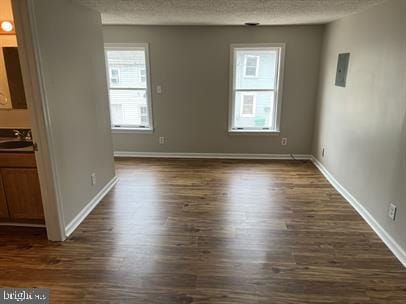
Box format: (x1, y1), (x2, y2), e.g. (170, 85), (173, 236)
(1, 158), (405, 303)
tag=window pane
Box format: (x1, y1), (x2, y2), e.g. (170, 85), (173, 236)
(233, 91), (275, 129)
(106, 50), (146, 89)
(109, 89), (149, 127)
(235, 49), (278, 90)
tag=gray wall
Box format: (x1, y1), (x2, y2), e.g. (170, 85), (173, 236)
(103, 25), (324, 154)
(32, 0), (115, 224)
(313, 0), (406, 252)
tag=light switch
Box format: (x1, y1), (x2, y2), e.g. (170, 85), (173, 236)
(156, 85), (162, 94)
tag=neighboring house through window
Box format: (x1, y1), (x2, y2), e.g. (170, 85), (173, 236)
(244, 55), (260, 77)
(139, 68), (146, 83)
(240, 93), (256, 117)
(140, 105), (148, 124)
(109, 67), (120, 84)
(110, 104), (124, 125)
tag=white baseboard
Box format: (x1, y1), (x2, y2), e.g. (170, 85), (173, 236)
(114, 151), (312, 160)
(64, 176), (118, 237)
(311, 156), (406, 268)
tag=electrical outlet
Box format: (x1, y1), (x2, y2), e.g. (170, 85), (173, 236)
(159, 136), (165, 144)
(281, 138), (288, 146)
(91, 173), (96, 186)
(388, 203), (397, 221)
(322, 148), (325, 158)
(156, 85), (162, 94)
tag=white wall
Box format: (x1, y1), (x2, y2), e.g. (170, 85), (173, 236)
(103, 25), (324, 155)
(313, 0), (406, 259)
(30, 0), (115, 225)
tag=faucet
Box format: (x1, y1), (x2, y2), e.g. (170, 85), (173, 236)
(13, 129), (32, 141)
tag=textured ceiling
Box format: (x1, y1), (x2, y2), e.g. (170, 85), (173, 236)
(74, 0), (387, 25)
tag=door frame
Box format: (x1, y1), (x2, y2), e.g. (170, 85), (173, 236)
(12, 0), (66, 241)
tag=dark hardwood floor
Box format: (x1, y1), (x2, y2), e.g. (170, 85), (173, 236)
(1, 158), (405, 303)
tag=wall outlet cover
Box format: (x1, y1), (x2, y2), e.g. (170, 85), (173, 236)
(281, 138), (288, 146)
(91, 173), (97, 186)
(388, 203), (397, 221)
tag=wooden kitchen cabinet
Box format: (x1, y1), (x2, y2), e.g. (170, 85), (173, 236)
(0, 152), (44, 222)
(1, 168), (44, 220)
(0, 176), (9, 219)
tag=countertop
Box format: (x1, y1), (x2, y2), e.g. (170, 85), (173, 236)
(0, 137), (35, 153)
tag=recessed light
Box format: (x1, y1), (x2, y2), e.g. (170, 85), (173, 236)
(244, 22), (260, 26)
(1, 21), (14, 32)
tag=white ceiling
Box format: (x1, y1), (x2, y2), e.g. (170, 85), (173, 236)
(74, 0), (387, 26)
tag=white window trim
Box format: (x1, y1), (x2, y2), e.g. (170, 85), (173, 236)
(240, 93), (256, 117)
(228, 43), (286, 134)
(243, 55), (260, 78)
(104, 43), (154, 133)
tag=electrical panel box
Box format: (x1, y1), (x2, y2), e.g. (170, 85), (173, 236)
(335, 53), (350, 87)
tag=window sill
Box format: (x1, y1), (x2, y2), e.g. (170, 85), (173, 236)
(112, 128), (153, 134)
(228, 129), (280, 136)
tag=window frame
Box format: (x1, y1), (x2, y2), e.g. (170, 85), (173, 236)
(243, 55), (260, 78)
(104, 43), (154, 133)
(228, 43), (285, 134)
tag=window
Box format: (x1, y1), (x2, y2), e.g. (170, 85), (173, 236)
(229, 44), (285, 133)
(244, 55), (259, 77)
(105, 43), (153, 131)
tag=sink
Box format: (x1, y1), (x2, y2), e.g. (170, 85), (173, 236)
(0, 140), (34, 149)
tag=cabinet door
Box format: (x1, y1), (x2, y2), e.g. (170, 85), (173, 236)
(0, 175), (9, 219)
(1, 168), (44, 220)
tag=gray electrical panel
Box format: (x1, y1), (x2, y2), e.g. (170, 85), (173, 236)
(335, 53), (350, 87)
